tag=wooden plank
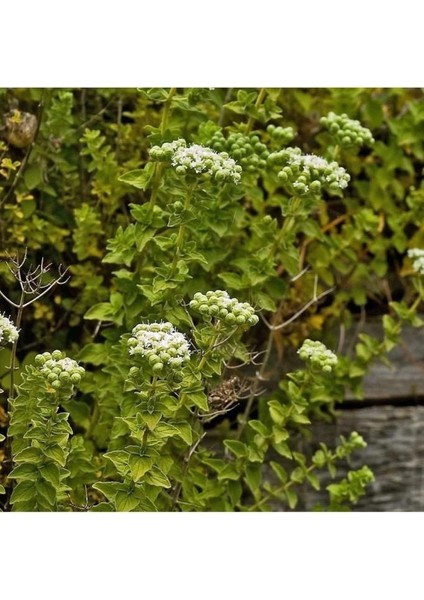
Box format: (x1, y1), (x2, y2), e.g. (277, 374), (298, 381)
(295, 405), (424, 511)
(344, 320), (424, 401)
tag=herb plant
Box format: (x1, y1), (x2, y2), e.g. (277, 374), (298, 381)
(1, 88), (423, 511)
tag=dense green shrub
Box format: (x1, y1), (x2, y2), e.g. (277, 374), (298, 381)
(0, 88), (423, 511)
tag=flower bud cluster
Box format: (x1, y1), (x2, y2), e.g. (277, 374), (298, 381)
(127, 322), (191, 373)
(207, 130), (269, 174)
(267, 124), (295, 145)
(35, 350), (85, 389)
(320, 112), (374, 147)
(189, 290), (259, 327)
(297, 339), (338, 373)
(149, 139), (242, 184)
(407, 248), (424, 275)
(268, 147), (350, 196)
(0, 314), (19, 344)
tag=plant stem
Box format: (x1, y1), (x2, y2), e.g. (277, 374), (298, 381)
(235, 327), (274, 440)
(272, 196), (302, 256)
(148, 87), (177, 212)
(161, 88), (176, 133)
(332, 144), (340, 161)
(7, 293), (24, 409)
(197, 324), (222, 372)
(245, 88), (267, 134)
(170, 183), (196, 276)
(247, 465), (315, 511)
(86, 397), (100, 441)
(171, 408), (200, 510)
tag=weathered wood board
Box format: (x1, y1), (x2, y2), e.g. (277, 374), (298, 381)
(297, 405), (424, 511)
(345, 320), (424, 401)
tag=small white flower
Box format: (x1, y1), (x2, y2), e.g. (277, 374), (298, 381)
(270, 147), (350, 195)
(408, 248), (424, 275)
(150, 139), (242, 184)
(298, 339), (338, 373)
(0, 314), (19, 344)
(127, 322), (191, 370)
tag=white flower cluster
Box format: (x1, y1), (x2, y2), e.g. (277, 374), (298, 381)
(407, 248), (424, 275)
(189, 290), (259, 327)
(35, 350), (85, 389)
(127, 322), (191, 373)
(149, 139), (242, 184)
(297, 339), (338, 373)
(269, 147), (350, 196)
(320, 112), (374, 147)
(0, 314), (19, 344)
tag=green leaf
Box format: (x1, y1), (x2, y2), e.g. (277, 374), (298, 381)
(306, 472), (320, 491)
(270, 461), (288, 484)
(172, 421), (193, 445)
(227, 480), (242, 506)
(223, 440), (248, 458)
(104, 450), (130, 473)
(118, 163), (155, 190)
(129, 455), (154, 482)
(248, 420), (271, 437)
(290, 413), (311, 425)
(39, 462), (61, 487)
(10, 481), (35, 504)
(286, 489), (298, 510)
(153, 423), (181, 440)
(273, 441), (292, 460)
(139, 411), (162, 430)
(66, 399), (91, 426)
(43, 445), (67, 467)
(218, 272), (246, 290)
(290, 467), (305, 483)
(35, 480), (57, 506)
(10, 499), (37, 511)
(115, 491), (140, 512)
(145, 466), (171, 488)
(272, 426), (289, 444)
(8, 463), (39, 481)
(183, 391), (209, 412)
(268, 400), (286, 426)
(245, 464), (262, 493)
(24, 164), (43, 190)
(0, 484), (5, 495)
(92, 482), (126, 502)
(217, 463), (240, 481)
(13, 446), (42, 463)
(77, 343), (109, 365)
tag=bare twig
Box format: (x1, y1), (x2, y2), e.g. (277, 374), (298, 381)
(269, 287), (335, 332)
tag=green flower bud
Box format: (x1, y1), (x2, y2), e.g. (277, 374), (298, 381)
(225, 313), (237, 325)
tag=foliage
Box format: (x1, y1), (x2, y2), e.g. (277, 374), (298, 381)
(0, 87), (423, 511)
